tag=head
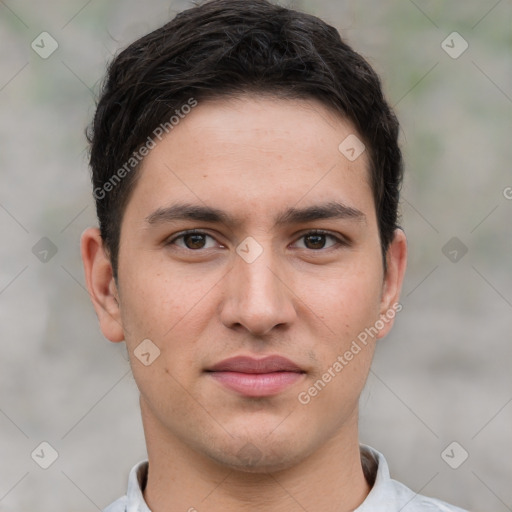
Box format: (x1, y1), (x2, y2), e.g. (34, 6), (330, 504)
(88, 0), (403, 278)
(82, 0), (406, 473)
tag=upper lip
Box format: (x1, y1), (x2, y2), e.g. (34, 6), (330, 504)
(206, 355), (304, 374)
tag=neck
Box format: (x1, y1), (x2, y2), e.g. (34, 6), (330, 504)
(141, 402), (371, 512)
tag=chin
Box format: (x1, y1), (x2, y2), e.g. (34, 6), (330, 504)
(210, 449), (302, 474)
(202, 434), (313, 474)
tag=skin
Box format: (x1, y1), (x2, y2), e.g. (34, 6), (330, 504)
(82, 95), (407, 512)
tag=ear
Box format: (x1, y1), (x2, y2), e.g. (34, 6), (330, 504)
(81, 227), (125, 342)
(376, 228), (407, 339)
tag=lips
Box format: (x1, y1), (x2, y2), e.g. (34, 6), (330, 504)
(207, 355), (303, 373)
(206, 355), (305, 397)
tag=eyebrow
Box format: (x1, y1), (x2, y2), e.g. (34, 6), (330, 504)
(275, 201), (366, 225)
(145, 201), (366, 227)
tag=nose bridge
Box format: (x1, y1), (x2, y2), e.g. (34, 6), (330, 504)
(221, 236), (296, 335)
(240, 247), (280, 300)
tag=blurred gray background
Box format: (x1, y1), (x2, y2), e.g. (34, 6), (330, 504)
(1, 1), (511, 510)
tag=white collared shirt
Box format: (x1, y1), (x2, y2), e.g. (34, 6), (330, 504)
(103, 445), (469, 512)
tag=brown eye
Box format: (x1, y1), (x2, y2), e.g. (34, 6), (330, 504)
(168, 231), (218, 250)
(183, 233), (207, 249)
(294, 231), (341, 250)
(304, 233), (327, 249)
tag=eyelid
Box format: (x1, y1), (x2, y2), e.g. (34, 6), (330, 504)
(165, 229), (223, 248)
(165, 228), (349, 250)
(291, 229), (349, 248)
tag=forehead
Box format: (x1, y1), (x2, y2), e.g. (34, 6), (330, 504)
(125, 95), (375, 228)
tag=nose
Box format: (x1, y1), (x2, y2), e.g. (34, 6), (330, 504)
(219, 242), (297, 337)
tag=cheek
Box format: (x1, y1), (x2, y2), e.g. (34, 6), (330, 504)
(117, 257), (213, 340)
(116, 262), (222, 399)
(300, 263), (383, 337)
(119, 270), (208, 407)
(297, 273), (380, 418)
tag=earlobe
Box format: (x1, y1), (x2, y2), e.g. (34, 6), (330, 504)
(81, 227), (125, 342)
(377, 228), (407, 339)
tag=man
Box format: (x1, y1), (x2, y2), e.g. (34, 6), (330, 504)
(81, 0), (468, 510)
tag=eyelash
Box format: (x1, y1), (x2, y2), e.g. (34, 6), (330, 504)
(166, 229), (348, 251)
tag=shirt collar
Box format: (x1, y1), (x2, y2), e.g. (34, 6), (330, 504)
(120, 445), (464, 512)
(125, 460), (151, 512)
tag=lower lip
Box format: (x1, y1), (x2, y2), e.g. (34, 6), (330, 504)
(208, 371), (304, 397)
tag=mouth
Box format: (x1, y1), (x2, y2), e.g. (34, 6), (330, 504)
(205, 355), (306, 397)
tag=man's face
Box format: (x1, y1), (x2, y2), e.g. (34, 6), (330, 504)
(106, 96), (403, 471)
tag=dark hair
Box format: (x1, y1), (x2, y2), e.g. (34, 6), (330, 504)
(87, 0), (402, 277)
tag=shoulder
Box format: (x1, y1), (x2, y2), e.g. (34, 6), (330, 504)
(102, 496), (128, 512)
(102, 459), (149, 512)
(389, 478), (469, 511)
(358, 445), (469, 512)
